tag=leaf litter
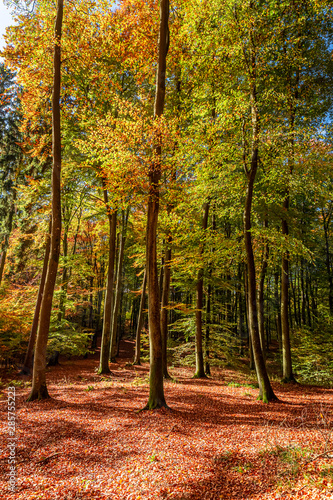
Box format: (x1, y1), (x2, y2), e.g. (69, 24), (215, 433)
(1, 345), (333, 500)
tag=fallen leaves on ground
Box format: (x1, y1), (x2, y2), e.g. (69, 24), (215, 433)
(1, 342), (333, 500)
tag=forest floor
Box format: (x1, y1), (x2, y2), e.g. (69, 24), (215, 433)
(0, 341), (333, 500)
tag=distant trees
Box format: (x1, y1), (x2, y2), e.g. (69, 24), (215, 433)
(0, 63), (22, 286)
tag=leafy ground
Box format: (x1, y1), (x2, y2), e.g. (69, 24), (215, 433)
(1, 341), (333, 500)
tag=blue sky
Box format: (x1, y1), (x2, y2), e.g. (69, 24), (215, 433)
(0, 1), (15, 52)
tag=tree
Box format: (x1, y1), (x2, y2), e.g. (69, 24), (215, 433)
(110, 207), (130, 361)
(144, 0), (170, 410)
(0, 63), (22, 285)
(27, 0), (63, 401)
(97, 184), (117, 375)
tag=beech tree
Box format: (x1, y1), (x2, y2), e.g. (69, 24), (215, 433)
(144, 0), (170, 410)
(97, 183), (117, 375)
(27, 0), (63, 401)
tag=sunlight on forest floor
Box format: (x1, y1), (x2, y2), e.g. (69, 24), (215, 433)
(0, 348), (333, 500)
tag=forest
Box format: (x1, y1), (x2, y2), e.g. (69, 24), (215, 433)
(0, 0), (333, 499)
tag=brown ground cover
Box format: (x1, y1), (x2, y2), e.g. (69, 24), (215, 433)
(0, 341), (333, 500)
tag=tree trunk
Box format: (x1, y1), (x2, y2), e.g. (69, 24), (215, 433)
(281, 222), (294, 382)
(93, 263), (104, 348)
(110, 208), (129, 361)
(300, 259), (306, 325)
(98, 188), (117, 375)
(237, 264), (245, 355)
(205, 281), (211, 375)
(243, 46), (277, 402)
(144, 0), (169, 410)
(57, 225), (68, 323)
(205, 208), (215, 374)
(146, 171), (166, 407)
(21, 220), (51, 375)
(244, 265), (253, 368)
(0, 248), (7, 287)
(194, 202), (209, 378)
(133, 270), (147, 365)
(257, 220), (269, 362)
(245, 177), (276, 401)
(322, 208), (333, 314)
(27, 0), (63, 401)
(274, 270), (282, 353)
(161, 236), (172, 378)
(280, 49), (299, 383)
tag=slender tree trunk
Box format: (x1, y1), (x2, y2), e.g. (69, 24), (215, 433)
(242, 44), (276, 402)
(144, 0), (169, 409)
(280, 52), (299, 383)
(133, 270), (147, 365)
(161, 236), (172, 378)
(194, 202), (209, 378)
(305, 269), (311, 327)
(110, 208), (129, 361)
(280, 114), (296, 380)
(281, 211), (295, 382)
(237, 264), (245, 355)
(245, 176), (276, 401)
(266, 277), (271, 351)
(0, 249), (7, 287)
(27, 0), (63, 401)
(159, 253), (164, 303)
(291, 268), (299, 326)
(258, 220), (269, 362)
(98, 188), (117, 375)
(244, 265), (254, 369)
(93, 264), (104, 348)
(205, 281), (211, 375)
(21, 220), (51, 375)
(205, 208), (215, 374)
(322, 209), (333, 314)
(274, 270), (282, 353)
(309, 273), (317, 323)
(300, 259), (306, 325)
(225, 272), (232, 326)
(57, 226), (68, 323)
(89, 273), (94, 330)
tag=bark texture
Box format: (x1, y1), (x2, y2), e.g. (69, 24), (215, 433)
(161, 237), (172, 378)
(194, 202), (209, 378)
(133, 270), (147, 365)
